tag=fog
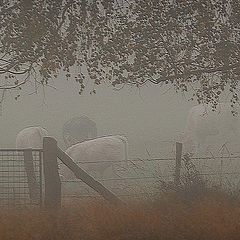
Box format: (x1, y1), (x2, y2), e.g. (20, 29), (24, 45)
(0, 74), (194, 158)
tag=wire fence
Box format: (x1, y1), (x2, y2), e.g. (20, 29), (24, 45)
(60, 154), (240, 202)
(1, 145), (240, 205)
(0, 149), (42, 207)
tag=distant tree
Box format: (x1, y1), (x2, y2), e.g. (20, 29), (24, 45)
(0, 0), (239, 110)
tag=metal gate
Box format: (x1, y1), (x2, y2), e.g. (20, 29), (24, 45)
(0, 149), (43, 207)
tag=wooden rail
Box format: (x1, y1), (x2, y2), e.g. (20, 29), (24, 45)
(57, 146), (124, 205)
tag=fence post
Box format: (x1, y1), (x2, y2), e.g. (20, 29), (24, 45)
(43, 137), (61, 209)
(23, 149), (39, 201)
(174, 142), (182, 187)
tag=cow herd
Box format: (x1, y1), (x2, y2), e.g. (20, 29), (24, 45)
(15, 116), (128, 180)
(14, 102), (240, 181)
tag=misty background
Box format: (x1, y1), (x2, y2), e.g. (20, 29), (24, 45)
(0, 74), (194, 158)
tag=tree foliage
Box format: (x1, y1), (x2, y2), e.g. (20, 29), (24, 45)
(0, 0), (240, 109)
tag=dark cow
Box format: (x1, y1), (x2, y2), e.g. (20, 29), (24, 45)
(63, 116), (97, 148)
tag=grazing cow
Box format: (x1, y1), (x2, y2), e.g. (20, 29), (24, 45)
(15, 126), (49, 201)
(60, 135), (128, 179)
(63, 116), (97, 148)
(16, 126), (49, 149)
(182, 103), (240, 156)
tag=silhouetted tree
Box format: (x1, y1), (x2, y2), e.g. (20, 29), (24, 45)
(0, 0), (239, 109)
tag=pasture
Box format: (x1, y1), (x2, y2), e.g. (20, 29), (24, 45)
(0, 193), (240, 240)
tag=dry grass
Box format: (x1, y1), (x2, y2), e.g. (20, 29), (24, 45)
(0, 194), (240, 240)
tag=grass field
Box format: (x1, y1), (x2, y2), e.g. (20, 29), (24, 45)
(0, 191), (240, 240)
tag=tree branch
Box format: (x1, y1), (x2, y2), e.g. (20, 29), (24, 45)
(152, 63), (240, 84)
(0, 71), (31, 90)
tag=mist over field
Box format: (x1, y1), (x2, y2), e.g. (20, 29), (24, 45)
(0, 77), (193, 158)
(2, 1), (240, 239)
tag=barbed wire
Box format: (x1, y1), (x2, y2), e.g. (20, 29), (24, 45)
(190, 155), (240, 160)
(57, 155), (240, 165)
(61, 172), (240, 185)
(62, 192), (158, 198)
(61, 175), (171, 183)
(58, 158), (175, 165)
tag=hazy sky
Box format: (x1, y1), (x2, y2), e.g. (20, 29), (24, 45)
(0, 75), (194, 158)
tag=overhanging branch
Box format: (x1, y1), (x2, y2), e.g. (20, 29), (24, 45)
(0, 71), (31, 90)
(151, 63), (240, 84)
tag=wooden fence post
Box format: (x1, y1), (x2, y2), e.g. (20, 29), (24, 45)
(43, 137), (61, 209)
(23, 149), (39, 201)
(174, 142), (182, 187)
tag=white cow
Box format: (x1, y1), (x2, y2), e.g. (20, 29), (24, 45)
(183, 103), (240, 156)
(16, 126), (49, 149)
(16, 126), (66, 181)
(15, 127), (49, 201)
(60, 135), (128, 179)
